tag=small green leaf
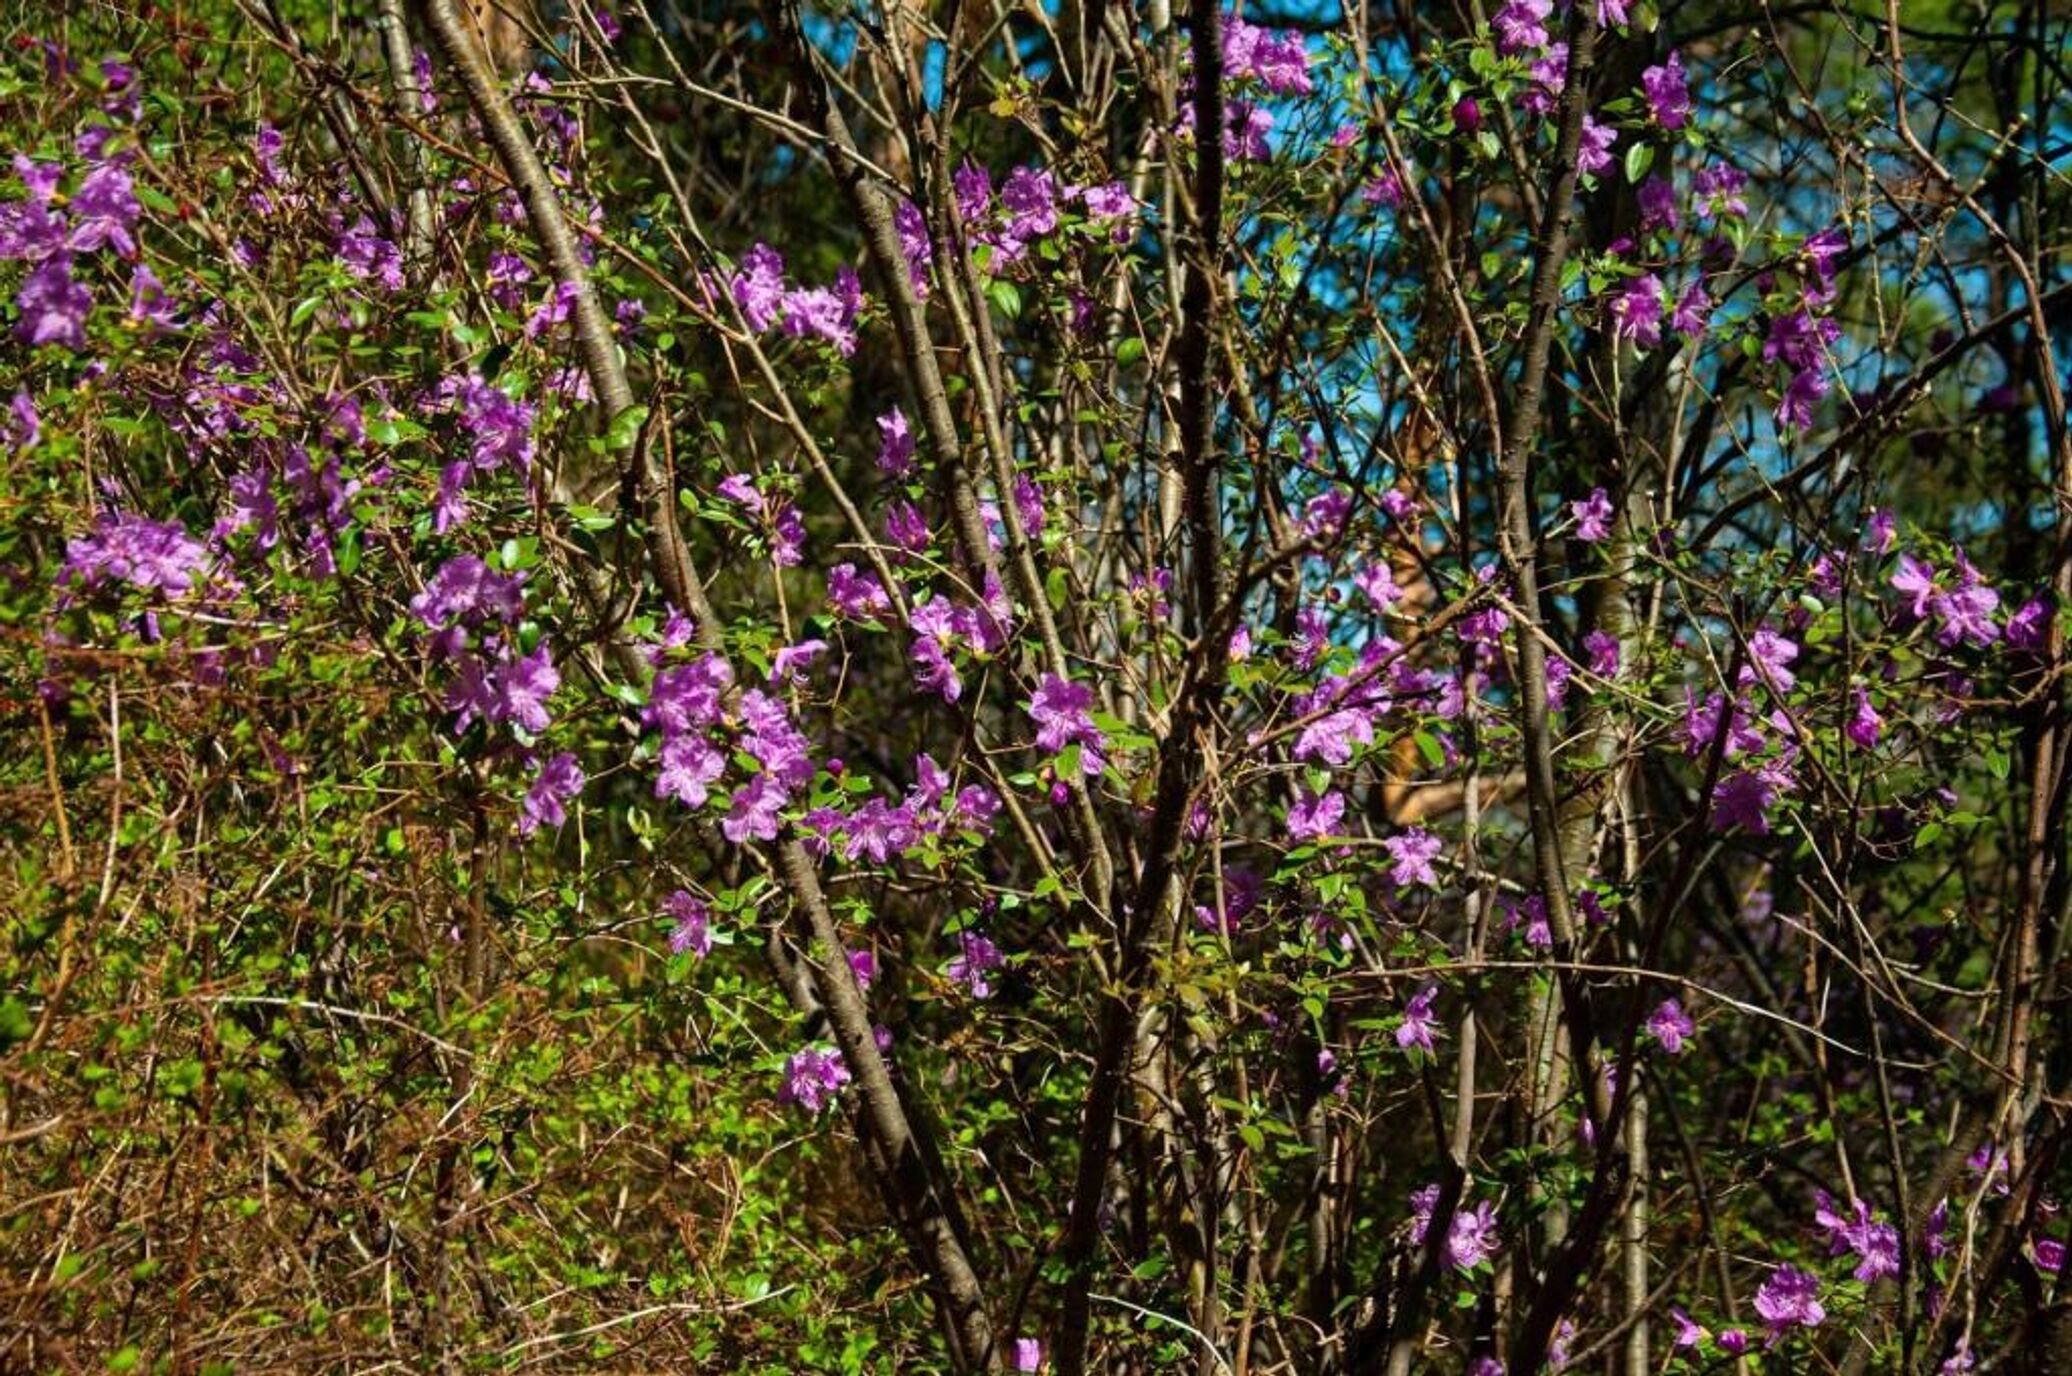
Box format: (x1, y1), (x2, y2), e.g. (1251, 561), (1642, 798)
(0, 997), (30, 1050)
(985, 278), (1022, 321)
(607, 404), (650, 452)
(1624, 141), (1655, 185)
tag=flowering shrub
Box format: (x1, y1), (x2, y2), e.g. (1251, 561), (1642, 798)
(2, 1), (2069, 1372)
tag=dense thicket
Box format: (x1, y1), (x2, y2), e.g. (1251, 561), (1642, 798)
(2, 0), (2068, 1371)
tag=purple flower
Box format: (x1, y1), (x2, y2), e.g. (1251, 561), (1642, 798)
(1931, 550), (2000, 646)
(412, 555), (526, 629)
(60, 510), (213, 599)
(769, 638), (830, 683)
(1447, 1199), (1501, 1268)
(739, 689), (815, 788)
(4, 390), (37, 453)
(2006, 596), (2052, 649)
(1000, 165), (1060, 245)
(876, 407), (915, 475)
(1638, 175), (1679, 233)
(1777, 366), (1830, 432)
(944, 930), (1004, 999)
(1766, 310), (1841, 371)
(894, 198), (932, 292)
(778, 1045), (851, 1112)
(490, 645), (560, 733)
(1361, 168), (1404, 207)
(1223, 16), (1312, 94)
(2036, 1238), (2065, 1275)
(66, 163), (139, 257)
(439, 372), (536, 471)
(908, 598), (969, 702)
(1576, 116), (1616, 177)
(886, 500), (931, 556)
(1671, 1308), (1708, 1349)
(1522, 42), (1567, 114)
(1694, 163), (1750, 221)
(519, 751), (584, 834)
(656, 734), (726, 807)
(1295, 707), (1376, 768)
(780, 279), (860, 355)
(1741, 627), (1800, 693)
(1646, 998), (1695, 1053)
(1493, 0), (1553, 54)
(730, 243), (787, 331)
(1671, 283), (1711, 339)
(1397, 983), (1442, 1052)
(1865, 508), (1897, 555)
(1608, 275), (1664, 348)
(1224, 101), (1275, 161)
(721, 773), (788, 844)
(645, 653), (732, 738)
(1892, 554), (1938, 619)
(1584, 630), (1620, 678)
(826, 563), (891, 620)
(1385, 827), (1444, 888)
(1511, 893), (1552, 949)
(337, 214), (403, 291)
(1013, 1336), (1043, 1372)
(954, 160), (993, 225)
(1572, 488), (1614, 542)
(663, 890), (713, 957)
(1847, 688), (1882, 749)
(1407, 1182), (1441, 1244)
(1029, 672), (1107, 774)
(1752, 1264), (1825, 1336)
(1710, 762), (1792, 834)
(1286, 788), (1345, 842)
(1642, 51), (1692, 130)
(1077, 180), (1137, 222)
(16, 257), (90, 348)
(127, 264), (179, 333)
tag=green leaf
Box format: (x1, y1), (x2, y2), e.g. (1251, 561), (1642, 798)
(985, 278), (1023, 321)
(1414, 730), (1445, 770)
(0, 997), (30, 1050)
(607, 404), (650, 452)
(1624, 141), (1655, 185)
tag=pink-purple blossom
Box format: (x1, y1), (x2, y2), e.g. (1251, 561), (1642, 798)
(1385, 827), (1443, 887)
(1397, 983), (1441, 1052)
(519, 752), (584, 835)
(1752, 1264), (1825, 1336)
(1572, 488), (1613, 542)
(779, 1044), (851, 1112)
(1642, 51), (1693, 129)
(1646, 998), (1695, 1053)
(1286, 787), (1345, 842)
(1029, 672), (1107, 774)
(664, 890), (713, 957)
(61, 510), (215, 599)
(876, 407), (915, 475)
(944, 930), (1004, 998)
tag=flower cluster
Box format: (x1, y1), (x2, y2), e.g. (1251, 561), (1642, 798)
(796, 752), (1001, 866)
(727, 242), (864, 355)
